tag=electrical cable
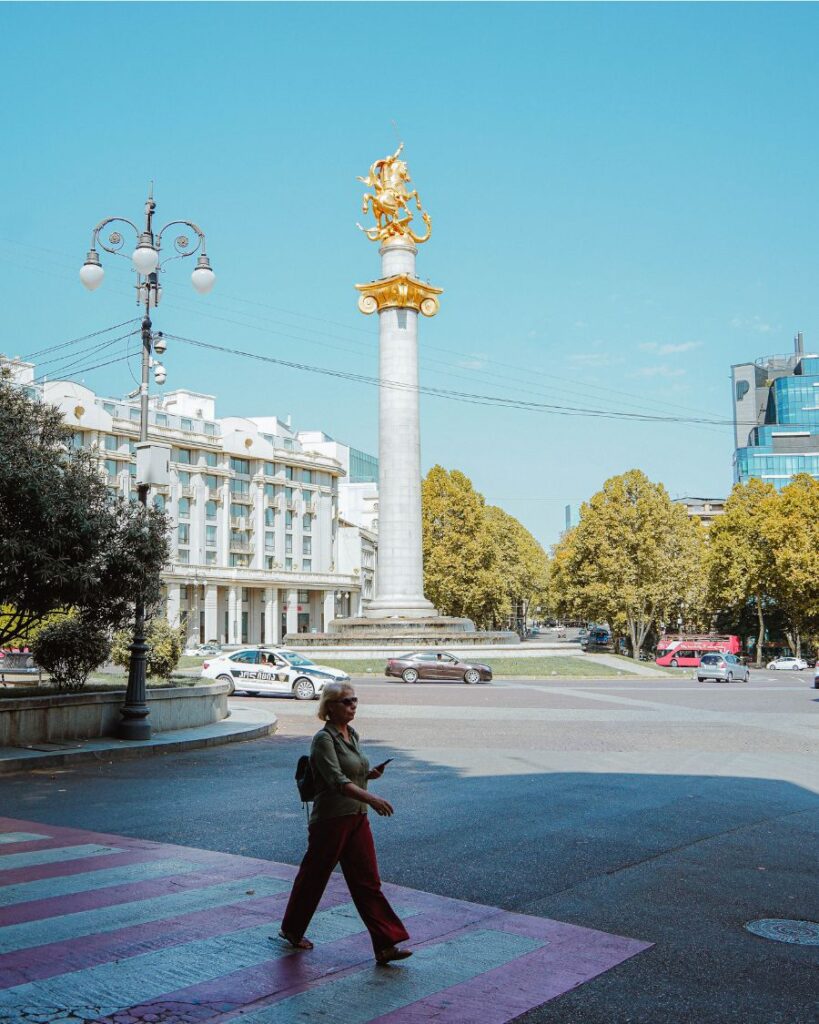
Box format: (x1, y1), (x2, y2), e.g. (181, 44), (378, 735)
(22, 318), (141, 361)
(33, 331), (139, 384)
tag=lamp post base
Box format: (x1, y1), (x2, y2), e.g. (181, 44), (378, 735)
(117, 620), (152, 741)
(116, 711), (152, 741)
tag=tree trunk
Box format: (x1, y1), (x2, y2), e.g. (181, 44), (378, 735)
(755, 594), (765, 667)
(784, 627), (801, 658)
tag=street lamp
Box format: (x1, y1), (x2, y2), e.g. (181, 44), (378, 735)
(80, 188), (215, 740)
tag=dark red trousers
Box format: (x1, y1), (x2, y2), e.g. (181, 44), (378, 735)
(281, 812), (408, 952)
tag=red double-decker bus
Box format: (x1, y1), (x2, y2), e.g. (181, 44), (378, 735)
(655, 634), (741, 668)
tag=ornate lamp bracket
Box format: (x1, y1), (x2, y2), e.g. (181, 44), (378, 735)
(355, 274), (443, 318)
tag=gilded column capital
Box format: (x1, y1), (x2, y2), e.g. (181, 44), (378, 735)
(355, 274), (443, 317)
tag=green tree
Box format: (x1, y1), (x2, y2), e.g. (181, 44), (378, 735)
(31, 613), (111, 692)
(0, 369), (170, 646)
(421, 466), (507, 628)
(762, 474), (819, 657)
(112, 617), (185, 680)
(484, 506), (550, 631)
(706, 478), (776, 665)
(550, 469), (704, 658)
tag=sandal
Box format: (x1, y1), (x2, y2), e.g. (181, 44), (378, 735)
(275, 929), (314, 950)
(375, 945), (413, 966)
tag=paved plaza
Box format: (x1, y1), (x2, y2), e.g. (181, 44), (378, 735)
(0, 673), (816, 1022)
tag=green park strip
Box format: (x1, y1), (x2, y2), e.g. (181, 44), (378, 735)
(308, 656), (643, 679)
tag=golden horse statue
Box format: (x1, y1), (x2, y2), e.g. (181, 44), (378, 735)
(357, 144), (432, 244)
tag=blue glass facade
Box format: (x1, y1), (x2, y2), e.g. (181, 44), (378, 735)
(734, 354), (819, 490)
(349, 447), (379, 483)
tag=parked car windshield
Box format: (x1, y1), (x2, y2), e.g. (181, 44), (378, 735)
(279, 652), (315, 667)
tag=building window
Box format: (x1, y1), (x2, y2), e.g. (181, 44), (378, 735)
(154, 493), (166, 511)
(230, 554), (249, 568)
(206, 500), (217, 521)
(286, 487), (295, 503)
(102, 401), (116, 415)
(241, 588), (249, 601)
(173, 447), (192, 464)
(301, 469), (313, 484)
(181, 417), (193, 432)
(206, 550), (217, 565)
(265, 507), (275, 527)
(285, 534), (293, 554)
(285, 557), (293, 570)
(230, 457), (250, 475)
(302, 537), (312, 556)
(129, 407), (140, 422)
(203, 451), (217, 467)
(285, 465), (294, 480)
(155, 412), (168, 427)
(229, 478), (250, 496)
(104, 434), (119, 451)
(265, 556), (276, 570)
(180, 585), (189, 600)
(302, 513), (311, 532)
(178, 523), (190, 545)
(178, 471), (191, 487)
(105, 459), (119, 480)
(204, 422), (216, 437)
(205, 474), (218, 491)
(178, 549), (190, 564)
(230, 502), (248, 518)
(303, 559), (312, 571)
(298, 590), (309, 603)
(285, 510), (293, 529)
(264, 461), (275, 476)
(206, 525), (217, 547)
(69, 430), (85, 449)
(178, 497), (191, 518)
(265, 531), (275, 552)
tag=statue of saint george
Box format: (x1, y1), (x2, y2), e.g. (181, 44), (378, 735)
(357, 143), (432, 245)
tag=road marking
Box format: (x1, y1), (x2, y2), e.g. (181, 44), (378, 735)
(237, 929), (544, 1024)
(0, 873), (289, 953)
(0, 833), (50, 845)
(0, 857), (203, 908)
(0, 844), (121, 872)
(0, 903), (416, 1021)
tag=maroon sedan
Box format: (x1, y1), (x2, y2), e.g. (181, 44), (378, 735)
(385, 650), (492, 684)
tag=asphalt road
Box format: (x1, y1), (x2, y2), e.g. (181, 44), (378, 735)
(1, 672), (817, 1023)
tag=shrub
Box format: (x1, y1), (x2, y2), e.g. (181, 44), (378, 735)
(31, 614), (111, 692)
(112, 617), (185, 680)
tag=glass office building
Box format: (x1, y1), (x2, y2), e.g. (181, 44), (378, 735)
(732, 335), (819, 490)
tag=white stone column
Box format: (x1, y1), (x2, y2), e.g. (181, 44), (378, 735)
(204, 584), (218, 643)
(228, 586), (239, 645)
(264, 588), (280, 645)
(286, 588), (299, 637)
(364, 238), (436, 619)
(323, 591), (335, 632)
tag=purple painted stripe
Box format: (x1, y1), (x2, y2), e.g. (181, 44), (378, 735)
(100, 900), (503, 1024)
(0, 861), (264, 926)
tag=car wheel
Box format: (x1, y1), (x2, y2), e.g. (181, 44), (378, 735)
(743, 672), (750, 682)
(670, 659), (678, 668)
(293, 677), (315, 700)
(697, 676), (704, 682)
(793, 664), (801, 671)
(218, 674), (236, 696)
(464, 669), (480, 684)
(402, 668), (419, 683)
(727, 672), (733, 683)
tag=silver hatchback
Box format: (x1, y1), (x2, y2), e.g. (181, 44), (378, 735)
(697, 652), (749, 683)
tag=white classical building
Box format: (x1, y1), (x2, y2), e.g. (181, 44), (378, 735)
(3, 357), (378, 646)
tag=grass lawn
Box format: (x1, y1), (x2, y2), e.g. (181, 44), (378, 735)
(307, 656), (641, 679)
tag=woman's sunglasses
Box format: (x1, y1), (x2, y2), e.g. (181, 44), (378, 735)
(332, 697), (358, 706)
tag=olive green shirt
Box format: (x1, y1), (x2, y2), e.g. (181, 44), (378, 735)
(309, 723), (370, 824)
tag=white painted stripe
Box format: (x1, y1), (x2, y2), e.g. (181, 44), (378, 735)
(239, 929), (543, 1024)
(0, 834), (50, 845)
(0, 845), (122, 872)
(0, 903), (419, 1020)
(0, 873), (289, 953)
(0, 858), (202, 907)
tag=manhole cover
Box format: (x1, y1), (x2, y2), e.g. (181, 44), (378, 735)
(745, 919), (819, 945)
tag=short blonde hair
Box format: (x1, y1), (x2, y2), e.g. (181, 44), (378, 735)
(317, 681), (355, 721)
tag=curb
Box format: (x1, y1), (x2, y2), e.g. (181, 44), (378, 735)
(0, 707), (277, 774)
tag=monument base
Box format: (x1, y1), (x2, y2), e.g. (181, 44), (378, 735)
(286, 616), (520, 647)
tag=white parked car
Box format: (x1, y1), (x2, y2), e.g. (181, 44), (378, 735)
(767, 657), (808, 671)
(201, 647), (350, 699)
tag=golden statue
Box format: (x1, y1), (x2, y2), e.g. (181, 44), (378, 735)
(357, 144), (432, 244)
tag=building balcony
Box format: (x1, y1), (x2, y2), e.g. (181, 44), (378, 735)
(180, 486), (195, 498)
(229, 543), (254, 554)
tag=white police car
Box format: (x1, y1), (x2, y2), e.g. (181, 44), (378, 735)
(201, 647), (350, 700)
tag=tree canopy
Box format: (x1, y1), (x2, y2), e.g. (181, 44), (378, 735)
(0, 369), (170, 647)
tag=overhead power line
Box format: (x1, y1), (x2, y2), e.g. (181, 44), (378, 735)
(22, 319), (140, 361)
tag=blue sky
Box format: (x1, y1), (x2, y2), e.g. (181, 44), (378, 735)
(3, 2), (819, 547)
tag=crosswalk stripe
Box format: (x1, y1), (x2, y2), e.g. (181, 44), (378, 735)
(237, 929), (544, 1024)
(0, 845), (121, 872)
(0, 873), (289, 953)
(0, 858), (203, 908)
(0, 903), (416, 1020)
(0, 834), (50, 845)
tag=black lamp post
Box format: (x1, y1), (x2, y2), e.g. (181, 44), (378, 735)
(80, 189), (215, 739)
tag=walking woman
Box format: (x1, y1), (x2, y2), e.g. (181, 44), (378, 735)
(279, 681), (412, 965)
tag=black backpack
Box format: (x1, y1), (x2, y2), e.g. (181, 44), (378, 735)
(295, 755), (315, 803)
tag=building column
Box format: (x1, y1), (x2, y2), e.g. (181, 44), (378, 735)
(186, 586), (200, 647)
(204, 584), (218, 643)
(286, 588), (298, 637)
(228, 586), (239, 646)
(323, 591), (336, 633)
(264, 588), (280, 645)
(166, 583), (181, 628)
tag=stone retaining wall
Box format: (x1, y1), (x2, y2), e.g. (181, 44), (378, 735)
(0, 682), (229, 747)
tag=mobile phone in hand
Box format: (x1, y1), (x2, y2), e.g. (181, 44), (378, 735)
(376, 758), (393, 770)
